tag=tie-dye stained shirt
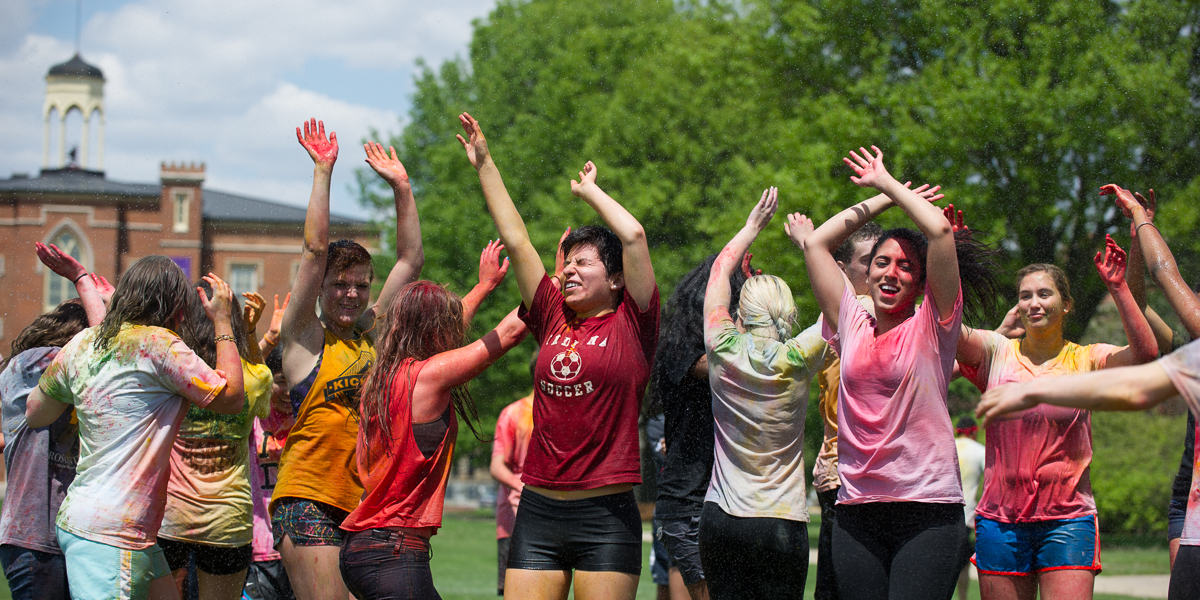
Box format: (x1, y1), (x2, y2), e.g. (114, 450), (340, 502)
(964, 330), (1119, 523)
(493, 394), (533, 539)
(1156, 340), (1200, 546)
(704, 307), (826, 521)
(159, 359), (272, 546)
(38, 324), (226, 550)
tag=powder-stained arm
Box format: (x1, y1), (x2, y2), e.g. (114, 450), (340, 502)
(705, 188), (778, 321)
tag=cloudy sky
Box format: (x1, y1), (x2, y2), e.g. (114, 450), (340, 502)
(0, 0), (497, 219)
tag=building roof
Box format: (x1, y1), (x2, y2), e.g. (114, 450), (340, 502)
(47, 54), (104, 80)
(0, 168), (158, 198)
(0, 169), (368, 226)
(202, 189), (367, 225)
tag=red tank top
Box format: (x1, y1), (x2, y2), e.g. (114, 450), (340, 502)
(341, 359), (458, 532)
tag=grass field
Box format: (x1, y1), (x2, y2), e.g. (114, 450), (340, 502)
(0, 513), (1169, 600)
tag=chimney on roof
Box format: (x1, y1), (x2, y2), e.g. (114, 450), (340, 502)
(160, 161), (206, 185)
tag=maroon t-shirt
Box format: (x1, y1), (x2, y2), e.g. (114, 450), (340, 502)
(519, 274), (660, 490)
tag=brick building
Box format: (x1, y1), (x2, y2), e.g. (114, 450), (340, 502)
(0, 54), (372, 351)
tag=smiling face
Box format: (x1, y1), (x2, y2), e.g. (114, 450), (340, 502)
(561, 244), (624, 315)
(869, 237), (922, 316)
(1017, 271), (1070, 335)
(319, 263), (373, 331)
(271, 372), (288, 406)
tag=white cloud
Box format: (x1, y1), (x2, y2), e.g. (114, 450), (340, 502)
(0, 0), (494, 217)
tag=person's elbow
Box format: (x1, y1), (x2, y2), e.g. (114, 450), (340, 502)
(620, 224), (647, 247)
(206, 390), (246, 415)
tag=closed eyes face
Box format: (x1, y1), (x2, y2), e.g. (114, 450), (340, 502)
(561, 245), (623, 314)
(869, 238), (921, 316)
(1017, 272), (1068, 333)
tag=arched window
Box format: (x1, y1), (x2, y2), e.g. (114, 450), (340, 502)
(43, 229), (85, 311)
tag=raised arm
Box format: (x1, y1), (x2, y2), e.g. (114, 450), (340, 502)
(281, 118), (337, 354)
(462, 239), (510, 327)
(36, 242), (105, 326)
(570, 161), (656, 310)
(360, 141), (424, 329)
(242, 292), (267, 365)
(1103, 184), (1200, 340)
(705, 188), (777, 318)
(411, 308), (529, 422)
(846, 146), (956, 317)
(199, 273), (246, 415)
(1095, 235), (1159, 366)
(976, 361), (1176, 428)
(458, 112), (545, 308)
(258, 293), (289, 356)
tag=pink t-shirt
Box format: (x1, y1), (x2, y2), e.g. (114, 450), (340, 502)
(1156, 340), (1200, 546)
(248, 413), (292, 562)
(965, 331), (1119, 523)
(824, 281), (964, 505)
(493, 394), (534, 539)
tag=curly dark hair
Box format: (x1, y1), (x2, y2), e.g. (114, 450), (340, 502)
(1, 300), (89, 372)
(646, 254), (748, 416)
(870, 228), (1001, 320)
(94, 256), (194, 353)
(358, 281), (487, 457)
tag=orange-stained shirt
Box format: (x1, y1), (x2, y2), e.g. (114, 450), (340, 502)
(270, 328), (374, 515)
(493, 393), (534, 538)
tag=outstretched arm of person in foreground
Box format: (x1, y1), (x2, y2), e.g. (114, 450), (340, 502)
(200, 273), (246, 415)
(458, 112), (545, 308)
(360, 141), (424, 330)
(705, 188), (778, 319)
(36, 242), (105, 325)
(462, 239), (510, 327)
(281, 118), (338, 353)
(570, 161), (656, 310)
(845, 146), (956, 318)
(977, 360), (1177, 428)
(1094, 235), (1158, 367)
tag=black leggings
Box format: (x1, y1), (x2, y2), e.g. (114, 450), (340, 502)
(698, 502), (809, 600)
(1170, 545), (1200, 600)
(833, 502), (966, 600)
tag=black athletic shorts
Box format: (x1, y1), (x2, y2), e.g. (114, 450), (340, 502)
(158, 538), (253, 576)
(506, 488), (642, 575)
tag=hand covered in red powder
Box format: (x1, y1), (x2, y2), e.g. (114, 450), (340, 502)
(478, 239), (509, 290)
(35, 242), (86, 281)
(296, 118), (338, 167)
(1094, 234), (1128, 288)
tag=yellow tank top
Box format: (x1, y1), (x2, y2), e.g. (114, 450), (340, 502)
(270, 328), (375, 515)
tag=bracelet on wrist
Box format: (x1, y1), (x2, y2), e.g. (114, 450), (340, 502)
(1135, 221), (1159, 235)
(215, 334), (236, 344)
(72, 272), (89, 284)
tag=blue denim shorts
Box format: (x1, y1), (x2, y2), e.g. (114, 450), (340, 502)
(973, 515), (1101, 575)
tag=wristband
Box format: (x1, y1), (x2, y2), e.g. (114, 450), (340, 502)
(1135, 221), (1159, 235)
(72, 272), (89, 284)
(262, 334), (279, 347)
(215, 334), (236, 343)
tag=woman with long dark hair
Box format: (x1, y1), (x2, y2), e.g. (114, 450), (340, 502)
(157, 279), (275, 600)
(338, 281), (527, 599)
(795, 146), (999, 599)
(458, 113), (659, 600)
(25, 257), (246, 600)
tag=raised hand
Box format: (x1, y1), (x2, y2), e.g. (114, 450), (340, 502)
(264, 293), (290, 346)
(554, 227), (571, 282)
(741, 252), (762, 279)
(199, 273), (234, 323)
(943, 204), (967, 232)
(911, 182), (945, 203)
(456, 112), (491, 170)
(995, 304), (1025, 339)
(1135, 189), (1157, 221)
(296, 118), (338, 167)
(570, 161), (599, 198)
(90, 273), (115, 305)
(1094, 234), (1128, 287)
(843, 146), (891, 189)
(364, 142), (409, 189)
(243, 292), (267, 332)
(479, 239), (510, 290)
(746, 187), (779, 232)
(1099, 183), (1140, 220)
(784, 213), (815, 249)
(35, 242), (86, 281)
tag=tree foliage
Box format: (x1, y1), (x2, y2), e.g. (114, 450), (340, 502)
(358, 0), (1200, 464)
